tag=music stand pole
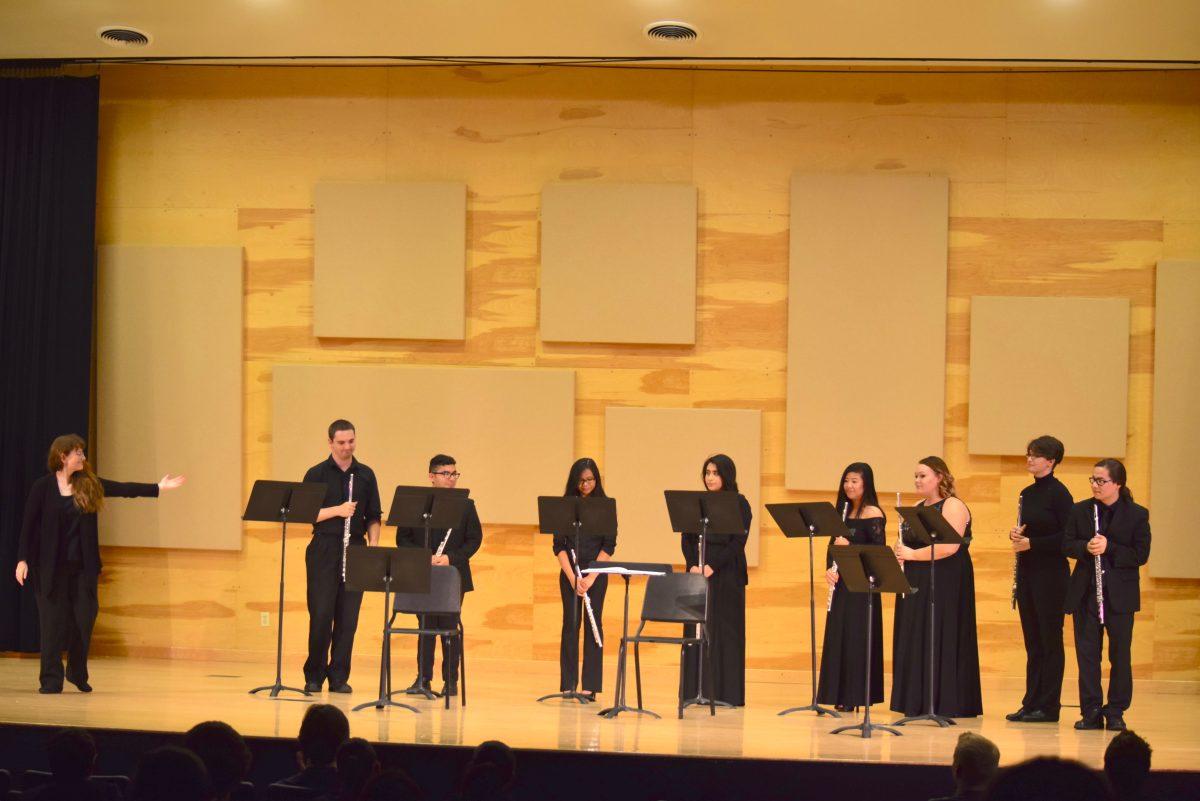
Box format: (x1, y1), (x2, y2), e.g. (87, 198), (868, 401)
(537, 519), (593, 705)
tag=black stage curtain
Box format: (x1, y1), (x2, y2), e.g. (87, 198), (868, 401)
(0, 76), (100, 652)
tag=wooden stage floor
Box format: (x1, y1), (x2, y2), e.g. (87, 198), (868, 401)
(1, 654), (1196, 771)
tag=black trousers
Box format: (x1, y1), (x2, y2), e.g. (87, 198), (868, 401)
(1072, 590), (1135, 716)
(1015, 563), (1068, 714)
(415, 592), (464, 685)
(558, 572), (607, 692)
(304, 534), (363, 687)
(35, 563), (98, 690)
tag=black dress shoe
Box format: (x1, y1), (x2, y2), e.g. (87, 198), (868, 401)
(582, 691), (596, 702)
(1075, 712), (1104, 730)
(68, 679), (93, 693)
(1005, 707), (1029, 722)
(304, 682), (322, 693)
(1105, 714), (1127, 731)
(329, 683), (352, 694)
(1019, 709), (1058, 723)
(405, 678), (432, 695)
(38, 686), (63, 694)
(440, 682), (459, 697)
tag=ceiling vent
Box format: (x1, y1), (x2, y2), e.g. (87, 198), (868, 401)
(645, 22), (699, 42)
(98, 27), (151, 47)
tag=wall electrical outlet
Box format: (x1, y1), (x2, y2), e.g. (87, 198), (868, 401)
(260, 612), (270, 627)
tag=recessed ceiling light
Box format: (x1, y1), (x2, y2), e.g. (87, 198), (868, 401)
(645, 21), (699, 42)
(98, 27), (152, 48)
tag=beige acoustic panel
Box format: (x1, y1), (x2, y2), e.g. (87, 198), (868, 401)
(604, 407), (761, 568)
(786, 173), (948, 492)
(96, 246), (243, 549)
(1150, 261), (1200, 579)
(540, 183), (696, 345)
(968, 296), (1129, 457)
(313, 182), (465, 340)
(272, 365), (573, 525)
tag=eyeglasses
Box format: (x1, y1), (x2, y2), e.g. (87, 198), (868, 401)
(578, 477), (596, 484)
(433, 471), (461, 479)
(1088, 477), (1113, 486)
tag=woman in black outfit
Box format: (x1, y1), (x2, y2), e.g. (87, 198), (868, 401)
(1006, 435), (1074, 723)
(15, 434), (184, 693)
(890, 456), (982, 718)
(681, 454), (751, 707)
(818, 462), (885, 711)
(554, 457), (615, 700)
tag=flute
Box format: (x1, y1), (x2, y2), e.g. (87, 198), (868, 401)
(827, 501), (849, 613)
(570, 548), (603, 648)
(340, 473), (354, 582)
(434, 527), (454, 559)
(896, 491), (906, 597)
(1093, 504), (1105, 625)
(1011, 496), (1022, 610)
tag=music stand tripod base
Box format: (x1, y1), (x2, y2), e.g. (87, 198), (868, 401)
(249, 683), (311, 698)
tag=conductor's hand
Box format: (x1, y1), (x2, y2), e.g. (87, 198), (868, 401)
(833, 536), (850, 546)
(336, 500), (357, 518)
(15, 560), (28, 586)
(1087, 534), (1108, 556)
(825, 567), (838, 587)
(158, 474), (186, 491)
(431, 554), (450, 566)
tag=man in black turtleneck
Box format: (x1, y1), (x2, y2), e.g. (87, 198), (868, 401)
(1006, 435), (1073, 723)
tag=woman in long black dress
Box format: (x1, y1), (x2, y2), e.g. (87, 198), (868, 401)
(553, 457), (615, 700)
(681, 454), (751, 707)
(15, 434), (184, 693)
(817, 462), (885, 711)
(890, 456), (982, 718)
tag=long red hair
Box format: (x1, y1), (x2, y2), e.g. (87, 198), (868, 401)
(47, 434), (104, 513)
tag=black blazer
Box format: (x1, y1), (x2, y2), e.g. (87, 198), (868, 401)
(1062, 496), (1151, 615)
(395, 498), (483, 592)
(18, 473), (159, 596)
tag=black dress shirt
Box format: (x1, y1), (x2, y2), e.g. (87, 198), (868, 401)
(303, 456), (382, 539)
(395, 499), (484, 592)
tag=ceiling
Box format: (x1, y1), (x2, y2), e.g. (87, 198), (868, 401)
(2, 0), (1199, 67)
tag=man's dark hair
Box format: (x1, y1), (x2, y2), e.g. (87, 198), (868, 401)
(429, 454), (456, 472)
(1104, 730), (1152, 801)
(1027, 435), (1065, 467)
(132, 746), (211, 801)
(46, 728), (96, 782)
(952, 732), (1000, 791)
(328, 419), (355, 440)
(185, 721), (251, 799)
(298, 704), (350, 767)
(361, 769), (423, 801)
(985, 757), (1114, 801)
(336, 738), (379, 800)
(466, 740), (515, 788)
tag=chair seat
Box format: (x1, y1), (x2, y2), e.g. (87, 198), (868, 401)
(625, 634), (702, 646)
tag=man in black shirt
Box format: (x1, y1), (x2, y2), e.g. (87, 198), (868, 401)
(1006, 435), (1074, 723)
(395, 454), (483, 697)
(302, 420), (382, 693)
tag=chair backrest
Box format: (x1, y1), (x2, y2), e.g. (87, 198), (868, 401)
(394, 564), (462, 615)
(640, 573), (707, 624)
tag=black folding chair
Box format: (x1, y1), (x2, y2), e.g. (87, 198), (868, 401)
(624, 572), (708, 719)
(389, 564), (466, 709)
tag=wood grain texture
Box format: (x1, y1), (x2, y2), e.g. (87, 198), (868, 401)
(87, 65), (1200, 687)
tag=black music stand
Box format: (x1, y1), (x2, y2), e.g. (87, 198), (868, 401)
(664, 490), (746, 715)
(587, 561), (672, 719)
(386, 485), (469, 700)
(767, 502), (849, 718)
(535, 495), (617, 705)
(892, 505), (964, 728)
(346, 545), (431, 713)
(245, 480), (326, 699)
(828, 544), (913, 738)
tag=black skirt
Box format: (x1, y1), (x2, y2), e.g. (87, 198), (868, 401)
(817, 517), (886, 707)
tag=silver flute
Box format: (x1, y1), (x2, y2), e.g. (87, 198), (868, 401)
(827, 501), (849, 613)
(434, 527), (454, 559)
(340, 473), (354, 581)
(896, 492), (906, 597)
(571, 548), (603, 648)
(1011, 496), (1022, 610)
(1093, 504), (1105, 625)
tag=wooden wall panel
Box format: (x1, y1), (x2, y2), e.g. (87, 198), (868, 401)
(96, 245), (243, 550)
(85, 65), (1200, 686)
(968, 296), (1130, 457)
(1149, 260), (1200, 579)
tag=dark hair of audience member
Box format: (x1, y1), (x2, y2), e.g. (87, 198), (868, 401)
(463, 740), (516, 791)
(46, 728), (97, 783)
(298, 704), (350, 767)
(184, 721), (251, 801)
(132, 746), (211, 801)
(1104, 730), (1152, 801)
(336, 738), (380, 800)
(985, 757), (1115, 801)
(360, 768), (423, 801)
(457, 763), (510, 801)
(952, 731), (1000, 792)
